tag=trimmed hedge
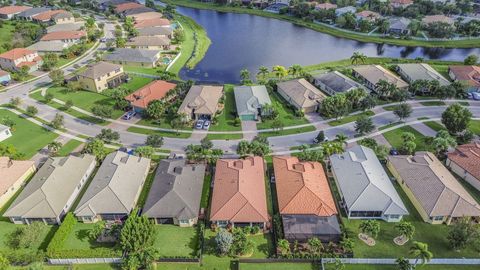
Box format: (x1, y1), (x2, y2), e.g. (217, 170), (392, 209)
(47, 248), (122, 259)
(46, 213), (77, 257)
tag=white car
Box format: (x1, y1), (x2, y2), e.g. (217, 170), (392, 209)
(203, 120), (211, 130)
(195, 120), (204, 129)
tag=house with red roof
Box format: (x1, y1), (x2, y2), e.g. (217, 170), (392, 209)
(0, 48), (43, 72)
(448, 66), (480, 92)
(390, 0), (413, 8)
(210, 157), (269, 229)
(32, 10), (73, 24)
(40, 31), (87, 43)
(0, 6), (31, 19)
(134, 18), (171, 29)
(114, 2), (144, 14)
(125, 80), (177, 112)
(273, 156), (341, 242)
(447, 143), (480, 192)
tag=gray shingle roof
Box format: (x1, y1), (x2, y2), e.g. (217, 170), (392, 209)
(389, 17), (411, 31)
(137, 26), (173, 37)
(104, 48), (160, 63)
(396, 63), (450, 86)
(312, 71), (365, 94)
(78, 61), (123, 80)
(234, 85), (272, 116)
(277, 78), (326, 109)
(17, 7), (50, 18)
(126, 36), (170, 47)
(142, 159), (205, 220)
(75, 151), (150, 217)
(4, 155), (96, 219)
(177, 85), (223, 116)
(27, 41), (69, 53)
(330, 145), (408, 216)
(123, 7), (155, 16)
(47, 22), (85, 33)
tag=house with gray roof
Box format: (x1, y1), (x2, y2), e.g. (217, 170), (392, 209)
(143, 159), (206, 227)
(353, 65), (409, 92)
(125, 36), (172, 51)
(104, 48), (161, 68)
(122, 7), (155, 16)
(234, 85), (272, 121)
(330, 145), (408, 222)
(276, 78), (327, 113)
(388, 152), (480, 225)
(312, 71), (366, 96)
(388, 17), (411, 35)
(74, 151), (150, 223)
(47, 22), (85, 33)
(27, 40), (70, 54)
(16, 7), (50, 20)
(4, 155), (96, 225)
(137, 26), (173, 38)
(396, 63), (450, 90)
(335, 6), (356, 17)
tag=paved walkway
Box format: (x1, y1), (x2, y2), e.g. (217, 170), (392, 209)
(190, 129), (207, 140)
(410, 122), (437, 137)
(31, 136), (70, 167)
(241, 121), (257, 141)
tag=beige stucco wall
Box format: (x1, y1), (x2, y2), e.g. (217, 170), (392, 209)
(78, 66), (125, 92)
(106, 60), (156, 68)
(0, 165), (36, 208)
(447, 158), (480, 192)
(55, 16), (75, 24)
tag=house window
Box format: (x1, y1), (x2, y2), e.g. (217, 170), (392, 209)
(432, 216), (444, 221)
(179, 220), (189, 224)
(217, 220), (228, 227)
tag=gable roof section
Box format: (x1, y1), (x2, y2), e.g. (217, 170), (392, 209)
(210, 157), (269, 223)
(397, 63), (450, 86)
(0, 6), (31, 15)
(389, 152), (480, 218)
(313, 71), (365, 94)
(32, 10), (68, 21)
(234, 85), (271, 116)
(330, 145), (408, 215)
(273, 156), (337, 217)
(389, 17), (411, 30)
(78, 61), (123, 80)
(104, 48), (160, 63)
(47, 22), (85, 33)
(178, 85), (223, 116)
(123, 7), (155, 16)
(277, 78), (326, 108)
(17, 7), (50, 18)
(4, 155), (96, 219)
(137, 26), (173, 36)
(0, 157), (35, 196)
(125, 80), (176, 109)
(114, 2), (143, 13)
(143, 159), (205, 220)
(134, 18), (170, 29)
(126, 36), (170, 47)
(0, 48), (37, 60)
(353, 65), (409, 89)
(448, 143), (480, 182)
(40, 31), (86, 41)
(74, 151), (150, 217)
(449, 66), (480, 88)
(129, 11), (162, 21)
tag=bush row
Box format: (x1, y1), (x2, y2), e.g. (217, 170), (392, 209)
(3, 250), (45, 266)
(47, 248), (122, 259)
(46, 213), (77, 257)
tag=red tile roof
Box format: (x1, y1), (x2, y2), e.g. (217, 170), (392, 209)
(448, 143), (480, 181)
(32, 10), (68, 21)
(210, 157), (269, 223)
(134, 18), (170, 29)
(40, 31), (86, 41)
(124, 80), (176, 109)
(115, 2), (143, 13)
(0, 5), (31, 15)
(390, 0), (413, 6)
(449, 66), (480, 87)
(273, 156), (337, 217)
(0, 48), (37, 61)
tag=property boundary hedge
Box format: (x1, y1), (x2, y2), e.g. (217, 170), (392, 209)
(46, 213), (77, 257)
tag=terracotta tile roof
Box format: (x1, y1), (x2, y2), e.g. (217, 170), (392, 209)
(129, 11), (163, 21)
(273, 156), (337, 217)
(449, 66), (480, 87)
(210, 157), (269, 223)
(40, 31), (86, 41)
(0, 48), (37, 60)
(315, 3), (337, 9)
(0, 5), (31, 15)
(32, 9), (68, 21)
(124, 80), (176, 109)
(114, 2), (143, 13)
(134, 18), (171, 29)
(356, 10), (381, 20)
(448, 143), (480, 181)
(0, 157), (35, 196)
(422, 15), (454, 25)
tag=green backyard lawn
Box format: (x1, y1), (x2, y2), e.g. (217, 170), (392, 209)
(328, 111), (375, 126)
(469, 120), (480, 135)
(423, 121), (445, 132)
(0, 109), (58, 159)
(257, 92), (310, 130)
(57, 139), (83, 156)
(240, 263), (316, 270)
(61, 222), (119, 255)
(154, 225), (199, 258)
(325, 265), (480, 270)
(383, 125), (433, 152)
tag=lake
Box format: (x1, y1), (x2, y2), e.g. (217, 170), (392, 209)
(174, 6), (480, 83)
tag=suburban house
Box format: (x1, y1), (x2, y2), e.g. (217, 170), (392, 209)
(352, 65), (409, 92)
(125, 80), (177, 112)
(273, 156), (341, 243)
(447, 143), (480, 192)
(234, 85), (272, 121)
(16, 7), (50, 20)
(40, 31), (86, 43)
(335, 6), (356, 17)
(27, 41), (70, 54)
(134, 18), (171, 29)
(130, 12), (164, 22)
(448, 66), (480, 92)
(388, 152), (480, 225)
(0, 70), (11, 84)
(396, 63), (450, 91)
(276, 78), (327, 113)
(210, 157), (269, 229)
(312, 71), (365, 95)
(32, 10), (70, 23)
(0, 6), (31, 19)
(0, 48), (43, 72)
(388, 17), (411, 35)
(422, 15), (454, 25)
(177, 85), (224, 121)
(390, 0), (413, 8)
(143, 159), (206, 227)
(315, 3), (337, 10)
(123, 7), (155, 17)
(52, 12), (75, 24)
(0, 157), (35, 208)
(74, 151), (150, 223)
(330, 145), (408, 222)
(137, 26), (173, 38)
(114, 2), (143, 14)
(47, 21), (85, 33)
(125, 36), (172, 50)
(356, 10), (381, 22)
(4, 155), (96, 225)
(104, 48), (162, 67)
(0, 124), (11, 142)
(77, 61), (126, 92)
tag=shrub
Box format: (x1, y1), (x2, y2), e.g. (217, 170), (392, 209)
(46, 213), (77, 257)
(8, 222), (48, 249)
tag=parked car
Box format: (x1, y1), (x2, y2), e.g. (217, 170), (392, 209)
(195, 120), (204, 129)
(203, 120), (210, 130)
(1, 81), (9, 86)
(472, 92), (480, 100)
(100, 38), (107, 42)
(390, 148), (399, 155)
(313, 136), (329, 144)
(122, 111), (136, 120)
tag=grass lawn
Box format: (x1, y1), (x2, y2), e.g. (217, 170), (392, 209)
(209, 85), (242, 133)
(328, 111), (375, 126)
(62, 223), (117, 250)
(383, 125), (433, 152)
(469, 120), (480, 135)
(136, 165), (158, 208)
(258, 125), (316, 138)
(256, 92), (310, 130)
(126, 126), (192, 138)
(249, 233), (274, 258)
(200, 174), (212, 208)
(57, 139), (83, 156)
(205, 133), (243, 140)
(154, 225), (199, 258)
(13, 264), (120, 270)
(378, 121), (402, 131)
(0, 109), (58, 159)
(325, 265), (480, 270)
(423, 121), (446, 132)
(382, 105), (399, 111)
(458, 101), (470, 106)
(240, 263), (316, 270)
(135, 113), (193, 131)
(124, 65), (165, 76)
(419, 101), (446, 106)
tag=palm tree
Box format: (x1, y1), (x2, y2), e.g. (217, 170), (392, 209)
(395, 257), (412, 270)
(47, 141), (63, 156)
(376, 80), (397, 99)
(409, 241), (433, 267)
(350, 52), (367, 65)
(257, 66), (269, 80)
(272, 65), (288, 80)
(240, 69), (251, 84)
(335, 133), (348, 147)
(288, 64), (304, 77)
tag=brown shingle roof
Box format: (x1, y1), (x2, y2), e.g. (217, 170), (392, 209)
(449, 66), (480, 87)
(125, 80), (176, 109)
(388, 152), (480, 218)
(448, 143), (480, 182)
(210, 157), (269, 223)
(40, 31), (86, 41)
(0, 5), (31, 15)
(273, 156), (337, 217)
(126, 36), (170, 47)
(0, 157), (35, 196)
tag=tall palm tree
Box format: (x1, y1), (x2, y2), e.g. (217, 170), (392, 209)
(240, 69), (251, 84)
(272, 65), (288, 80)
(350, 52), (367, 65)
(395, 257), (412, 270)
(288, 64), (304, 77)
(335, 133), (348, 147)
(409, 241), (433, 267)
(376, 80), (397, 98)
(257, 66), (269, 80)
(47, 141), (63, 156)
